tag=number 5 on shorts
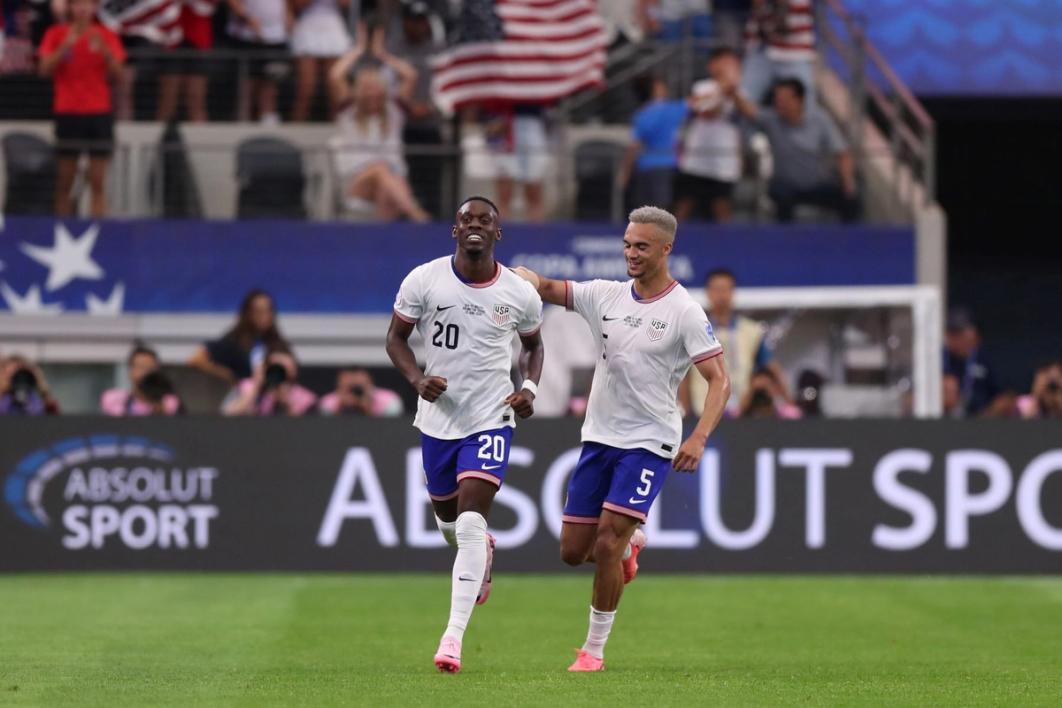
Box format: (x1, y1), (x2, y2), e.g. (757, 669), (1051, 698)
(635, 468), (655, 496)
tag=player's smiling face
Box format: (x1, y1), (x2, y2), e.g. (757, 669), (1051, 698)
(623, 222), (672, 279)
(452, 201), (501, 255)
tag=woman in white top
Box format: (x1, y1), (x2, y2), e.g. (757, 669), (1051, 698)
(328, 25), (429, 222)
(290, 0), (351, 121)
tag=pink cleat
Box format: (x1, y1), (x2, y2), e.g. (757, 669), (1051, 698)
(476, 533), (496, 606)
(568, 649), (605, 672)
(622, 528), (647, 585)
(434, 636), (462, 673)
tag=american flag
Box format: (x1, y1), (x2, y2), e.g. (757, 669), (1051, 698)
(99, 0), (184, 48)
(430, 0), (609, 115)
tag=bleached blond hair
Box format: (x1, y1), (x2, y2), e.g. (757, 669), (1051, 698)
(628, 205), (678, 243)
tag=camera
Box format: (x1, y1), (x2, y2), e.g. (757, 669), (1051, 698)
(348, 384), (366, 397)
(138, 371), (175, 404)
(1046, 380), (1061, 394)
(263, 363), (289, 389)
(9, 367), (40, 406)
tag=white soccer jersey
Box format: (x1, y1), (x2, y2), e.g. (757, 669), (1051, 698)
(566, 278), (723, 457)
(394, 256), (543, 439)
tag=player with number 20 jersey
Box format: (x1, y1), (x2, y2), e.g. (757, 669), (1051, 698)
(386, 196), (544, 674)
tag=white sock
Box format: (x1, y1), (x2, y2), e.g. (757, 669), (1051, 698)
(581, 606), (616, 659)
(443, 511), (487, 642)
(436, 516), (457, 548)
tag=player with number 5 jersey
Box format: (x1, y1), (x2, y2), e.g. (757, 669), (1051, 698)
(514, 206), (731, 672)
(386, 196), (544, 674)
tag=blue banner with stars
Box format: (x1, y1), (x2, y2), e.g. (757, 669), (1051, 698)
(0, 216), (915, 315)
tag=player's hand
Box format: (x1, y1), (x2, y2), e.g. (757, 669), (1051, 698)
(505, 389), (535, 418)
(415, 375), (447, 402)
(672, 435), (706, 473)
(512, 266), (540, 290)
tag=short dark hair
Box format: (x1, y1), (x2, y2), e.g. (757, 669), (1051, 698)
(773, 78), (806, 101)
(457, 195), (500, 215)
(705, 267), (736, 285)
(127, 342), (159, 365)
(708, 47), (740, 64)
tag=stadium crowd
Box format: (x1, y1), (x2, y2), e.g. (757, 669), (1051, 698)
(2, 286), (1059, 420)
(0, 0), (860, 223)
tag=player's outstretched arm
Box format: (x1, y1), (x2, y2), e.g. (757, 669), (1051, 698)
(385, 314), (447, 402)
(512, 267), (568, 307)
(505, 329), (544, 418)
(673, 355), (731, 472)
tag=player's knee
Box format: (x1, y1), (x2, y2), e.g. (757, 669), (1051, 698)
(592, 528), (625, 563)
(559, 544), (585, 567)
(455, 511), (487, 547)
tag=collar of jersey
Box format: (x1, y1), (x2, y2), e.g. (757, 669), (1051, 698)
(451, 256), (501, 288)
(631, 279), (678, 304)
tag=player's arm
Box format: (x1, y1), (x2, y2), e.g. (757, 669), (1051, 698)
(673, 355), (731, 472)
(504, 329), (544, 418)
(512, 267), (568, 307)
(385, 314), (447, 402)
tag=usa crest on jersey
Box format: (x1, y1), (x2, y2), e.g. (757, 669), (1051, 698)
(647, 318), (668, 341)
(493, 304), (512, 325)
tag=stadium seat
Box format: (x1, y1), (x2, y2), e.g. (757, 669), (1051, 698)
(2, 132), (56, 216)
(574, 139), (626, 221)
(235, 136), (307, 219)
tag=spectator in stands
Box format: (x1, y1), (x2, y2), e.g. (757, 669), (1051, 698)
(682, 268), (791, 417)
(640, 0), (711, 42)
(732, 78), (859, 223)
(290, 0), (351, 121)
(617, 74), (687, 211)
(1016, 361), (1062, 420)
(157, 0), (218, 122)
(226, 0), (291, 124)
(188, 288), (292, 383)
(943, 307), (1004, 418)
(0, 2), (36, 74)
(328, 25), (430, 221)
(100, 344), (183, 416)
(712, 0), (751, 49)
(480, 103), (549, 222)
(0, 355), (59, 415)
(317, 367), (404, 417)
(387, 0), (446, 218)
(38, 0), (125, 218)
(673, 48), (744, 222)
(741, 0), (816, 105)
(740, 367), (801, 419)
(222, 349), (317, 416)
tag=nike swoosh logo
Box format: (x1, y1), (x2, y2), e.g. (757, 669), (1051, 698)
(481, 464), (502, 471)
(436, 305), (455, 312)
(458, 575), (477, 582)
(602, 315), (619, 321)
(627, 497), (648, 505)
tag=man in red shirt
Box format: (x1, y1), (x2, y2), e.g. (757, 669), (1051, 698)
(38, 0), (126, 217)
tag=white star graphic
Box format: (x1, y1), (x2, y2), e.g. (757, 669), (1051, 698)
(86, 282), (125, 316)
(20, 223), (105, 292)
(0, 281), (64, 315)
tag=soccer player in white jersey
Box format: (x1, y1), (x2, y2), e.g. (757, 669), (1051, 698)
(514, 206), (731, 672)
(385, 196), (545, 673)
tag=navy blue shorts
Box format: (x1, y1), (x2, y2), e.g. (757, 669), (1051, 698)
(421, 427), (513, 501)
(563, 442), (672, 524)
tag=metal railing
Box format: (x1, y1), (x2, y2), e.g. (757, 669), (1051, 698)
(818, 0), (936, 207)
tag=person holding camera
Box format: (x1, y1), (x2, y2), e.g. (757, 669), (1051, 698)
(317, 367), (403, 417)
(1016, 361), (1062, 420)
(100, 344), (182, 416)
(188, 289), (292, 384)
(740, 367), (801, 419)
(222, 349), (317, 416)
(0, 355), (60, 416)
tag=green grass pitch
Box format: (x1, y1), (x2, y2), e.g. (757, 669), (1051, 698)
(1, 573), (1060, 706)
